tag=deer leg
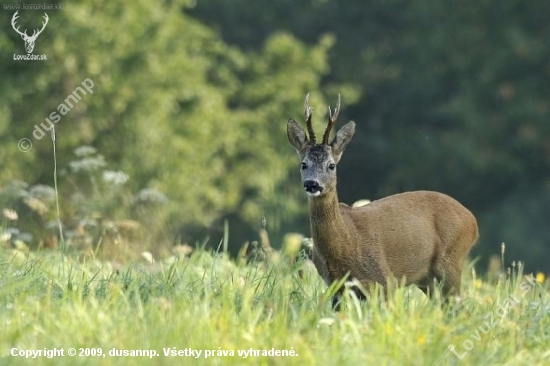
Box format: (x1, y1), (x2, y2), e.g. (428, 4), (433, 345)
(331, 293), (343, 311)
(430, 260), (463, 303)
(418, 272), (439, 298)
(419, 284), (433, 298)
(440, 266), (462, 298)
(331, 283), (366, 310)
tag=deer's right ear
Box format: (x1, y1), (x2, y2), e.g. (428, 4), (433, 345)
(287, 118), (309, 156)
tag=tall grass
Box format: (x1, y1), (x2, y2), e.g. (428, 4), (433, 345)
(2, 133), (549, 364)
(0, 245), (548, 366)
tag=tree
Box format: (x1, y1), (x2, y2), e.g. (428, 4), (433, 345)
(0, 0), (331, 254)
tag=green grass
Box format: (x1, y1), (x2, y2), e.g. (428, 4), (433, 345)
(0, 247), (548, 366)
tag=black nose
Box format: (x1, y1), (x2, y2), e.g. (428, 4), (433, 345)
(304, 180), (322, 194)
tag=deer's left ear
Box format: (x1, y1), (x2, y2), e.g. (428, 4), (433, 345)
(331, 121), (355, 163)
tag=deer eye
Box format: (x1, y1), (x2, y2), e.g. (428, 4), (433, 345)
(301, 162), (307, 170)
(328, 163), (336, 171)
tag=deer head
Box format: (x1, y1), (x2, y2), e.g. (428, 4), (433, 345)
(11, 11), (49, 54)
(287, 94), (355, 197)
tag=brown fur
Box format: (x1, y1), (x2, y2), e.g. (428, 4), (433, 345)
(309, 189), (478, 302)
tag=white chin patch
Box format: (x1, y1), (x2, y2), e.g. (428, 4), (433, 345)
(306, 191), (322, 197)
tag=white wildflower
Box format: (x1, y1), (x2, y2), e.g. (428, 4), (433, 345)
(102, 170), (129, 186)
(2, 209), (18, 221)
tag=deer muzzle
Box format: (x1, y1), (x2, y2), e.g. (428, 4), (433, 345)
(304, 180), (323, 196)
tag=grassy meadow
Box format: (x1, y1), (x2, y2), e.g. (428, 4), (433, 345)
(2, 3), (549, 365)
(0, 241), (548, 366)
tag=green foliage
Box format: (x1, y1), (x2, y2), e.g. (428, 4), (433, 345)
(0, 248), (548, 365)
(0, 146), (171, 259)
(0, 0), (333, 250)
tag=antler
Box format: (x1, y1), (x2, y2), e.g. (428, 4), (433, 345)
(32, 13), (49, 39)
(11, 11), (48, 40)
(322, 94), (341, 144)
(11, 11), (28, 38)
(304, 93), (316, 144)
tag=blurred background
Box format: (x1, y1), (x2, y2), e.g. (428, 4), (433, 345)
(0, 0), (548, 272)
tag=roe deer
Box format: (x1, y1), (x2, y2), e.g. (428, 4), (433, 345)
(287, 94), (479, 308)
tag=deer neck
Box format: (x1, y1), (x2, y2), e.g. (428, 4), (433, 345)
(308, 190), (350, 258)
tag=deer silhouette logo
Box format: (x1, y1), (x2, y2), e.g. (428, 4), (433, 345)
(11, 11), (49, 54)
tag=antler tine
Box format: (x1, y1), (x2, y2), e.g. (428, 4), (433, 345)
(304, 93), (316, 144)
(11, 10), (19, 26)
(322, 94), (341, 144)
(42, 13), (49, 27)
(11, 10), (27, 37)
(34, 13), (49, 37)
